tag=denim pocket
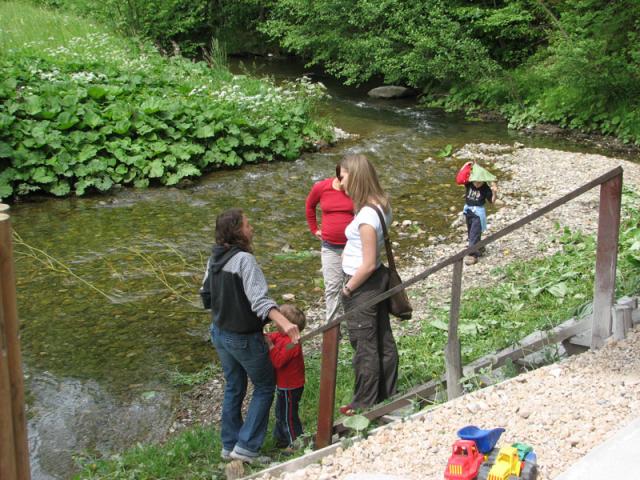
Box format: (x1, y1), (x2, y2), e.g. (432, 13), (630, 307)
(222, 332), (248, 350)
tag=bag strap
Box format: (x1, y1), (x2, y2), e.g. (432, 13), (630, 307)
(365, 203), (397, 271)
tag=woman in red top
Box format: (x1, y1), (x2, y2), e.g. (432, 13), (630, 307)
(305, 165), (354, 323)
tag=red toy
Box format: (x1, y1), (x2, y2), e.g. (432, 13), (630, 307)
(444, 439), (485, 480)
(455, 162), (473, 185)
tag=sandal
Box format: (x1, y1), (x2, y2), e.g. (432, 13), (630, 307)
(339, 404), (356, 416)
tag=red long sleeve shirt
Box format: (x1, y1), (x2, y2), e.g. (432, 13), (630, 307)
(305, 178), (354, 246)
(268, 332), (305, 389)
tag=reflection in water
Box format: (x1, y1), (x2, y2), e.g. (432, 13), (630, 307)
(27, 372), (171, 479)
(13, 57), (633, 479)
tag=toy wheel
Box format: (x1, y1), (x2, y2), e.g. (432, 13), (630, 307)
(476, 463), (492, 480)
(520, 461), (538, 480)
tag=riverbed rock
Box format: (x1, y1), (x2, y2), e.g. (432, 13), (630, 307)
(367, 86), (416, 99)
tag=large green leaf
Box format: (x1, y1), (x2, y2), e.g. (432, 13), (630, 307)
(0, 142), (13, 158)
(57, 111), (79, 130)
(87, 86), (108, 100)
(148, 160), (164, 178)
(49, 181), (71, 196)
(195, 124), (218, 138)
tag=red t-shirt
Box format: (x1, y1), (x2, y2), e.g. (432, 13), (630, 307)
(267, 332), (305, 389)
(305, 178), (354, 246)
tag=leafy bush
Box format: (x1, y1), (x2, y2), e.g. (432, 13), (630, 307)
(0, 2), (332, 199)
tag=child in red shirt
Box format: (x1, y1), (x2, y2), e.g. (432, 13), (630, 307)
(266, 304), (306, 449)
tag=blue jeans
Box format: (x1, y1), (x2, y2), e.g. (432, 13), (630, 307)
(211, 324), (275, 454)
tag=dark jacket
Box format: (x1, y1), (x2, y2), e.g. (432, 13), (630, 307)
(200, 245), (277, 334)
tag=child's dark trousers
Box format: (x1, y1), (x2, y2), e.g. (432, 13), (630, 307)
(274, 386), (304, 447)
(465, 210), (482, 257)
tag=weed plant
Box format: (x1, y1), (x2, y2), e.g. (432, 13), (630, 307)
(0, 1), (332, 200)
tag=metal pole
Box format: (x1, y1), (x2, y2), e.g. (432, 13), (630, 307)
(445, 260), (463, 400)
(591, 173), (622, 349)
(315, 326), (339, 448)
(0, 212), (31, 480)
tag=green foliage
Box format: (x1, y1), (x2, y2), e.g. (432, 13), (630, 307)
(35, 0), (274, 56)
(427, 1), (640, 144)
(343, 414), (370, 434)
(262, 0), (504, 87)
(436, 144), (453, 158)
(0, 1), (331, 200)
(75, 426), (226, 479)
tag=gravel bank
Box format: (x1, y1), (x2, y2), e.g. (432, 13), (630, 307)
(257, 327), (640, 480)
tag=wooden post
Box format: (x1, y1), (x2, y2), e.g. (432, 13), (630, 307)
(591, 173), (622, 349)
(0, 277), (18, 480)
(0, 212), (31, 480)
(445, 259), (464, 400)
(315, 326), (339, 449)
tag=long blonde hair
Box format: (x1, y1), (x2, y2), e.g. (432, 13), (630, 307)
(340, 154), (390, 213)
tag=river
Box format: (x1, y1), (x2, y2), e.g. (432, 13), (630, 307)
(11, 58), (629, 479)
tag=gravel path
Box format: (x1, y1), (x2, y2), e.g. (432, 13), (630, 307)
(256, 326), (640, 480)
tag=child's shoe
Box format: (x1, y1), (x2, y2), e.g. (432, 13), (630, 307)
(221, 448), (232, 461)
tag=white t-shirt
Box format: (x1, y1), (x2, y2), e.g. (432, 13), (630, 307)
(342, 205), (392, 276)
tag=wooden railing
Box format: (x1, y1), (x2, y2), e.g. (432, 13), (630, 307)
(302, 166), (623, 448)
(0, 204), (31, 480)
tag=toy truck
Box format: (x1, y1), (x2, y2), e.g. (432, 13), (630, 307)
(444, 440), (485, 480)
(476, 445), (538, 480)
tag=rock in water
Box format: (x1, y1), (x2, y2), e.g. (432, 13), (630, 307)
(367, 86), (416, 99)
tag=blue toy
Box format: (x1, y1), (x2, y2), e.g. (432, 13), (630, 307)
(457, 425), (505, 454)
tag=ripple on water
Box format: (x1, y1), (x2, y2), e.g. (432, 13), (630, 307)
(27, 371), (172, 479)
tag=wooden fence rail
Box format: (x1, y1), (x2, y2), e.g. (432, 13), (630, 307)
(0, 205), (31, 480)
(308, 166), (623, 448)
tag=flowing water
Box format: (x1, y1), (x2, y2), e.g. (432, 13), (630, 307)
(12, 58), (632, 479)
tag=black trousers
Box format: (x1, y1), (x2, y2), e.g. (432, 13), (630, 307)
(465, 210), (482, 257)
(273, 386), (304, 447)
(343, 266), (399, 409)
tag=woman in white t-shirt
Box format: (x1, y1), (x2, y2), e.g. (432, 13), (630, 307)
(338, 154), (399, 415)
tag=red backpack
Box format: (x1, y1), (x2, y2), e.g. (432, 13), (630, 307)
(455, 162), (473, 185)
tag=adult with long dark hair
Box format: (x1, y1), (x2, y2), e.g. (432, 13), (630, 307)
(305, 164), (354, 323)
(338, 154), (399, 415)
(200, 208), (300, 464)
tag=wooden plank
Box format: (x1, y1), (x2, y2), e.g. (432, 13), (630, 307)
(0, 214), (31, 480)
(591, 173), (622, 348)
(464, 316), (591, 375)
(445, 260), (463, 400)
(315, 326), (339, 449)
